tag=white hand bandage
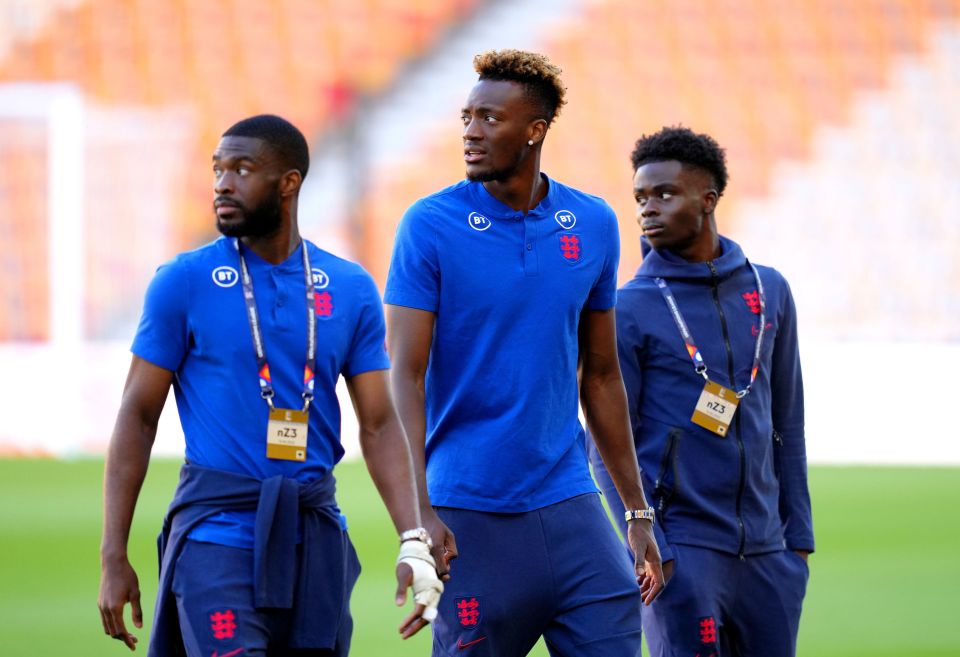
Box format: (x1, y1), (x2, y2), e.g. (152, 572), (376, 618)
(397, 540), (444, 622)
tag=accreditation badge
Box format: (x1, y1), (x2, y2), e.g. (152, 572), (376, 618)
(266, 407), (308, 461)
(691, 380), (740, 437)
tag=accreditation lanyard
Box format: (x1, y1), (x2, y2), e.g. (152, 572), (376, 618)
(655, 263), (766, 397)
(655, 262), (767, 392)
(236, 239), (317, 411)
(655, 263), (767, 437)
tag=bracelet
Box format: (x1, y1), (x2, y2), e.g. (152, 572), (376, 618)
(624, 507), (656, 524)
(399, 527), (433, 548)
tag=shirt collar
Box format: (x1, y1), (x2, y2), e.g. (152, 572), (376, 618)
(468, 172), (556, 220)
(228, 236), (307, 273)
(637, 235), (747, 281)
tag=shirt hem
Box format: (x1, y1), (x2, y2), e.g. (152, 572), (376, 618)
(430, 482), (598, 513)
(130, 346), (179, 373)
(382, 290), (438, 313)
(343, 361), (390, 379)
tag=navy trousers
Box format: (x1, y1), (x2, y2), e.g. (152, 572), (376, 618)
(171, 539), (359, 657)
(431, 493), (644, 657)
(643, 544), (808, 657)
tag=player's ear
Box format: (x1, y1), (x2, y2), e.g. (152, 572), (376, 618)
(702, 188), (718, 215)
(279, 169), (302, 197)
(526, 118), (548, 147)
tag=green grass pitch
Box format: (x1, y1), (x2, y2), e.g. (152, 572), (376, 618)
(0, 459), (957, 656)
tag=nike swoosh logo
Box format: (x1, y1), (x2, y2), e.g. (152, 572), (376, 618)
(211, 649), (244, 657)
(457, 636), (487, 650)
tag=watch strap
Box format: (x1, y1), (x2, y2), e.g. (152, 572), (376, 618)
(624, 507), (656, 524)
(399, 527), (433, 548)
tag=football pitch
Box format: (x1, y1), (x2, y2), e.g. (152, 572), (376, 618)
(0, 459), (956, 657)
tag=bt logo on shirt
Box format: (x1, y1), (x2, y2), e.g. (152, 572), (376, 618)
(311, 268), (329, 289)
(468, 212), (492, 232)
(211, 266), (239, 288)
(554, 210), (576, 230)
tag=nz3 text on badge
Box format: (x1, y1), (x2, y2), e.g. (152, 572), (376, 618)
(691, 380), (740, 437)
(266, 408), (308, 461)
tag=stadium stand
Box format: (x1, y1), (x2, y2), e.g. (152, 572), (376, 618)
(0, 0), (478, 340)
(1, 0), (958, 344)
(1, 0), (958, 460)
(737, 23), (960, 341)
(354, 0), (960, 299)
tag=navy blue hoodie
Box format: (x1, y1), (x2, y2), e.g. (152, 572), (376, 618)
(149, 464), (359, 657)
(590, 236), (814, 561)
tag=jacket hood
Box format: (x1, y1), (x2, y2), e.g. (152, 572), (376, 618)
(638, 235), (746, 281)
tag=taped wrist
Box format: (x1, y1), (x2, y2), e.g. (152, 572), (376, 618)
(397, 539), (444, 621)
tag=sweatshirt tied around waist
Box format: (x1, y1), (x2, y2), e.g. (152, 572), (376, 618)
(149, 463), (357, 656)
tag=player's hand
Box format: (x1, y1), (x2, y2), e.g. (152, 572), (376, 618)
(662, 558), (675, 584)
(627, 519), (664, 605)
(98, 556), (142, 651)
(794, 549), (810, 563)
(422, 509), (457, 580)
(395, 539), (444, 639)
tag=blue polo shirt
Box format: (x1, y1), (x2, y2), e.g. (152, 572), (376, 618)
(384, 175), (620, 512)
(132, 236), (390, 547)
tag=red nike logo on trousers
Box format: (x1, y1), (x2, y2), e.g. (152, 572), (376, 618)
(211, 648), (244, 657)
(457, 636), (487, 650)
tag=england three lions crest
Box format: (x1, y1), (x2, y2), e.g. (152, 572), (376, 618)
(455, 596), (482, 628)
(558, 233), (582, 263)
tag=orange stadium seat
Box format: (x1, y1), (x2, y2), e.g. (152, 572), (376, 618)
(353, 0), (960, 287)
(0, 0), (479, 340)
(1, 0), (957, 340)
(2, 0), (480, 191)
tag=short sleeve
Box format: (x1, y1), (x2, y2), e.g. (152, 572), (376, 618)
(343, 272), (391, 378)
(587, 204), (620, 311)
(131, 259), (190, 372)
(383, 199), (441, 312)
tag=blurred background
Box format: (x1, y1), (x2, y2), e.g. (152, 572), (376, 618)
(0, 0), (958, 462)
(0, 0), (958, 655)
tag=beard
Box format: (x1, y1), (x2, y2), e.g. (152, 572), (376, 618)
(215, 191), (283, 238)
(467, 168), (510, 183)
(466, 148), (525, 183)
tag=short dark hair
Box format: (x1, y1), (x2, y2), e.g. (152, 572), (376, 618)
(473, 49), (567, 126)
(630, 126), (728, 197)
(222, 114), (310, 179)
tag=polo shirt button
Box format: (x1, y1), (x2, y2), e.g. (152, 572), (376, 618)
(526, 243), (533, 250)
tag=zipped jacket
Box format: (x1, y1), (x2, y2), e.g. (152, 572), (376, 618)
(590, 236), (814, 561)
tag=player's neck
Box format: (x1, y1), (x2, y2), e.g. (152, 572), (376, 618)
(241, 221), (301, 265)
(674, 230), (720, 263)
(483, 160), (546, 213)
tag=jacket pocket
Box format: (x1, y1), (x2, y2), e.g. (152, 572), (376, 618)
(653, 428), (682, 521)
(772, 428), (784, 478)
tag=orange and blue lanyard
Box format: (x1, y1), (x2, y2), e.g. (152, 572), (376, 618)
(236, 238), (317, 411)
(654, 262), (766, 399)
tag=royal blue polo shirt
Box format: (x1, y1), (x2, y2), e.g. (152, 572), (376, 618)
(384, 175), (620, 512)
(132, 236), (390, 548)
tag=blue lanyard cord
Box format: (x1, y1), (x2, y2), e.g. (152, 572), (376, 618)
(236, 239), (317, 411)
(655, 262), (766, 399)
